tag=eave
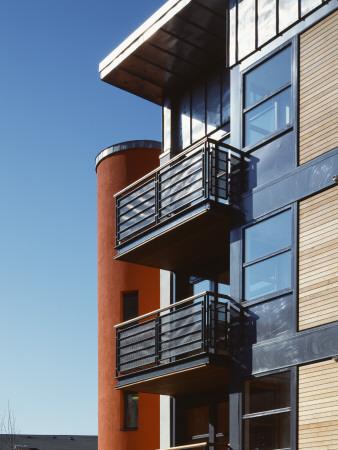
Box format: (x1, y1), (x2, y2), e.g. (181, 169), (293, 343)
(99, 0), (228, 105)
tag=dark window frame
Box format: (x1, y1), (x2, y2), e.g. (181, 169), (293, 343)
(123, 391), (139, 431)
(242, 207), (294, 304)
(242, 43), (294, 149)
(242, 370), (292, 450)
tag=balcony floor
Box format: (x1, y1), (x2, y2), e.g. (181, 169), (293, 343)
(115, 201), (232, 277)
(115, 354), (230, 396)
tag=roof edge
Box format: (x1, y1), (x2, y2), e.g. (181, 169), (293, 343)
(95, 140), (162, 170)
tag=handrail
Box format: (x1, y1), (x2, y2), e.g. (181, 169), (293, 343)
(114, 291), (232, 328)
(156, 443), (208, 450)
(114, 137), (242, 198)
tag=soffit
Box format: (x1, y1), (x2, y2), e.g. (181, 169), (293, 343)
(99, 0), (227, 105)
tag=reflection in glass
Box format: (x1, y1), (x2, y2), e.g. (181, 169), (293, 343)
(187, 405), (209, 438)
(245, 47), (291, 108)
(245, 210), (291, 262)
(229, 0), (237, 66)
(279, 0), (298, 31)
(238, 0), (256, 60)
(244, 372), (291, 414)
(244, 251), (291, 300)
(178, 91), (191, 150)
(222, 69), (231, 124)
(244, 412), (290, 449)
(258, 0), (276, 47)
(207, 70), (221, 134)
(245, 87), (291, 146)
(301, 0), (322, 16)
(192, 80), (206, 143)
(124, 392), (138, 429)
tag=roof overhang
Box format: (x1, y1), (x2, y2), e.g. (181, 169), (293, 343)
(99, 0), (228, 105)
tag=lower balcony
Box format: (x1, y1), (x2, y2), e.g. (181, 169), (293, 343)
(115, 292), (240, 396)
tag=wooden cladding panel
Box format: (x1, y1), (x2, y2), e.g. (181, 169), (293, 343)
(299, 359), (338, 449)
(299, 186), (338, 330)
(299, 11), (338, 165)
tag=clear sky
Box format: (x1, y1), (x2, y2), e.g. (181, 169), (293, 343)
(0, 0), (163, 435)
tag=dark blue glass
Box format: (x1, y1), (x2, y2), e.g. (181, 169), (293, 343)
(245, 210), (291, 262)
(244, 251), (291, 300)
(245, 47), (292, 108)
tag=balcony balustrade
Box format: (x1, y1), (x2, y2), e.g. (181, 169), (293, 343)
(157, 442), (230, 449)
(114, 138), (243, 274)
(114, 292), (241, 395)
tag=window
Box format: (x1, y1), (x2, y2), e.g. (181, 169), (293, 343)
(243, 209), (292, 301)
(243, 372), (291, 450)
(124, 392), (138, 430)
(123, 292), (138, 322)
(122, 293), (138, 430)
(244, 46), (292, 146)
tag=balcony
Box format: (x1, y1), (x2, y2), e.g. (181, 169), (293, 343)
(115, 292), (241, 395)
(114, 138), (242, 275)
(157, 445), (229, 450)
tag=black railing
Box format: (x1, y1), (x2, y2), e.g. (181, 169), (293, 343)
(115, 138), (242, 245)
(157, 443), (230, 449)
(115, 292), (239, 377)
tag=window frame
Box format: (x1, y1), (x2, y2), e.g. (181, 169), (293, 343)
(242, 370), (292, 450)
(123, 391), (139, 431)
(241, 42), (295, 150)
(242, 207), (294, 304)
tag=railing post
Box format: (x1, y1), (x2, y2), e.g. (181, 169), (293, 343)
(226, 150), (229, 200)
(155, 312), (160, 366)
(155, 172), (159, 225)
(115, 196), (120, 245)
(116, 328), (119, 378)
(204, 141), (210, 200)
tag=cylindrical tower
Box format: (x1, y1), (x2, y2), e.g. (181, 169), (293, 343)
(96, 140), (161, 450)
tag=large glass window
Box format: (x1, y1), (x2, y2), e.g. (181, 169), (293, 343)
(244, 46), (292, 146)
(122, 292), (138, 322)
(243, 372), (291, 450)
(244, 209), (292, 301)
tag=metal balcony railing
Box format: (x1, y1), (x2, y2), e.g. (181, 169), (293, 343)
(157, 443), (230, 449)
(115, 138), (242, 246)
(115, 292), (239, 378)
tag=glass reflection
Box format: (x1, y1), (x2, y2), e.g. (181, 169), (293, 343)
(244, 412), (290, 449)
(245, 251), (291, 300)
(279, 0), (298, 31)
(245, 87), (291, 145)
(192, 79), (205, 143)
(301, 0), (322, 16)
(245, 47), (291, 108)
(207, 70), (221, 134)
(258, 0), (276, 46)
(245, 210), (291, 262)
(238, 0), (256, 60)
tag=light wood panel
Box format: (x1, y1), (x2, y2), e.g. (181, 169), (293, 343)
(299, 186), (338, 330)
(299, 11), (338, 165)
(299, 359), (338, 449)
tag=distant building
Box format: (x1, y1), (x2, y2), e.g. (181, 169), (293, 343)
(97, 1), (338, 449)
(0, 434), (97, 450)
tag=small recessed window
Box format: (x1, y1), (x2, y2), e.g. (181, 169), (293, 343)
(123, 292), (138, 322)
(243, 209), (292, 301)
(244, 46), (292, 146)
(124, 392), (138, 430)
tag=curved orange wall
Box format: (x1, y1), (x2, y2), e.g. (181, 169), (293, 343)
(97, 146), (160, 450)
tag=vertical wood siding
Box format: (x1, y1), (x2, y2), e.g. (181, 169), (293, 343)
(299, 359), (338, 449)
(299, 185), (338, 330)
(299, 11), (338, 165)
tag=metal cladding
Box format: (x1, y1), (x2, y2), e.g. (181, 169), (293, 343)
(99, 0), (227, 105)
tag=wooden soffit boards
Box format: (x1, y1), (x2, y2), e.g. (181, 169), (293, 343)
(116, 364), (230, 396)
(115, 206), (231, 277)
(99, 0), (227, 105)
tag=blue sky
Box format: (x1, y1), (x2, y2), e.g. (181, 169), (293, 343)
(0, 0), (162, 435)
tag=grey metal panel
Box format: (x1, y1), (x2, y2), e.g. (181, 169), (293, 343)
(241, 321), (338, 375)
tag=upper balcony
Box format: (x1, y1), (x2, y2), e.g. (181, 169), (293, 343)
(114, 292), (241, 396)
(114, 138), (242, 275)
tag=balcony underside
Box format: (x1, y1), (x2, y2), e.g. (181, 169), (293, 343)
(115, 201), (231, 277)
(115, 354), (230, 396)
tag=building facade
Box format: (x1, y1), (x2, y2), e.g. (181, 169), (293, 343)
(97, 1), (338, 449)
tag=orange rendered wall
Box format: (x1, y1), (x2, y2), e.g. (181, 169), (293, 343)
(97, 147), (161, 450)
